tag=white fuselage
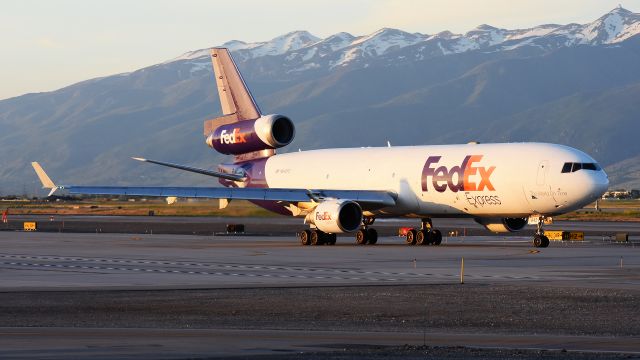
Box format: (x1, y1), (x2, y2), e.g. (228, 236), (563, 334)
(262, 142), (609, 218)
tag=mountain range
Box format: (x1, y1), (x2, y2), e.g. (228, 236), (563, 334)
(1, 7), (640, 195)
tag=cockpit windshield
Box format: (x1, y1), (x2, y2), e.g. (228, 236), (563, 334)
(561, 162), (601, 173)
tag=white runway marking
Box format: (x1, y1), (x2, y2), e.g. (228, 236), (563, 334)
(0, 259), (483, 282)
(0, 231), (634, 289)
(0, 253), (495, 282)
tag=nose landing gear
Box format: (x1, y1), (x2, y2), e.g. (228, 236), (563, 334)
(532, 217), (550, 248)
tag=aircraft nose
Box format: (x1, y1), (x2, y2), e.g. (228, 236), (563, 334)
(589, 170), (609, 201)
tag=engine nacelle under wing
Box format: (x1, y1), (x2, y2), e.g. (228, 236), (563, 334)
(474, 217), (528, 233)
(305, 200), (363, 233)
(206, 114), (295, 155)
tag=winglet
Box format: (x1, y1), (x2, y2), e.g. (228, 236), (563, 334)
(31, 162), (58, 196)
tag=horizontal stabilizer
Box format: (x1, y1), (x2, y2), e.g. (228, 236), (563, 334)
(132, 157), (246, 182)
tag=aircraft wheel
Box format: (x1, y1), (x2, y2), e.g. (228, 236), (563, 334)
(311, 230), (325, 246)
(533, 235), (542, 247)
(405, 229), (417, 245)
(327, 233), (337, 245)
(300, 230), (311, 246)
(416, 230), (428, 245)
(431, 229), (442, 245)
(366, 228), (378, 245)
(533, 234), (549, 248)
(540, 235), (549, 248)
(355, 229), (368, 245)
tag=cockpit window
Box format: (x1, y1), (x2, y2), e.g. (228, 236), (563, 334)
(572, 163), (582, 172)
(562, 162), (601, 173)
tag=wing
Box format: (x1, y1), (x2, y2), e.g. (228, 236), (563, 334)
(61, 186), (395, 207)
(31, 163), (397, 209)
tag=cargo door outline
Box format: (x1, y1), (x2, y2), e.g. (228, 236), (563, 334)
(536, 160), (548, 186)
(525, 160), (558, 212)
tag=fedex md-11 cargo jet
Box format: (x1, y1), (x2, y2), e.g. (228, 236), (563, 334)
(32, 48), (609, 248)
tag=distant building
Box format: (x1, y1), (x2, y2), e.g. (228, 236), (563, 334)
(602, 189), (640, 199)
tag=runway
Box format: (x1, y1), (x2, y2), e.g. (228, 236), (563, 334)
(0, 221), (639, 359)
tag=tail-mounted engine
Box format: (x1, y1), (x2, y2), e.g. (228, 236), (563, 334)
(206, 114), (295, 155)
(474, 217), (528, 233)
(305, 200), (363, 233)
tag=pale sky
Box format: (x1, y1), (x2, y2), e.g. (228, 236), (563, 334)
(1, 0), (639, 100)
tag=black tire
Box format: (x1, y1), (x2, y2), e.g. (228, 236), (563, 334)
(533, 234), (544, 248)
(355, 229), (368, 245)
(406, 229), (417, 245)
(431, 229), (442, 245)
(300, 230), (311, 246)
(311, 230), (324, 246)
(366, 228), (378, 245)
(416, 230), (426, 245)
(327, 233), (337, 245)
(540, 235), (550, 248)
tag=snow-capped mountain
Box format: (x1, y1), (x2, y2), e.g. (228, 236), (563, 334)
(231, 30), (321, 60)
(168, 7), (640, 73)
(572, 7), (640, 44)
(166, 30), (320, 63)
(2, 7), (640, 194)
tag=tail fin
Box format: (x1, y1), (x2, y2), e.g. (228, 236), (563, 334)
(204, 48), (294, 162)
(204, 48), (261, 136)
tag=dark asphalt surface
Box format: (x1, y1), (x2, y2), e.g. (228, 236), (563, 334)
(1, 285), (638, 336)
(0, 285), (639, 359)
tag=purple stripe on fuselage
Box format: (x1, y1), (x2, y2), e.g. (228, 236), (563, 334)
(219, 157), (291, 216)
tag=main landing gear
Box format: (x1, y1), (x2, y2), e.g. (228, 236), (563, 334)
(405, 218), (442, 246)
(298, 229), (337, 246)
(355, 217), (378, 245)
(532, 216), (550, 248)
(298, 217), (378, 246)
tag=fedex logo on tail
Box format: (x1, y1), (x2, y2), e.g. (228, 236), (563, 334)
(422, 155), (496, 193)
